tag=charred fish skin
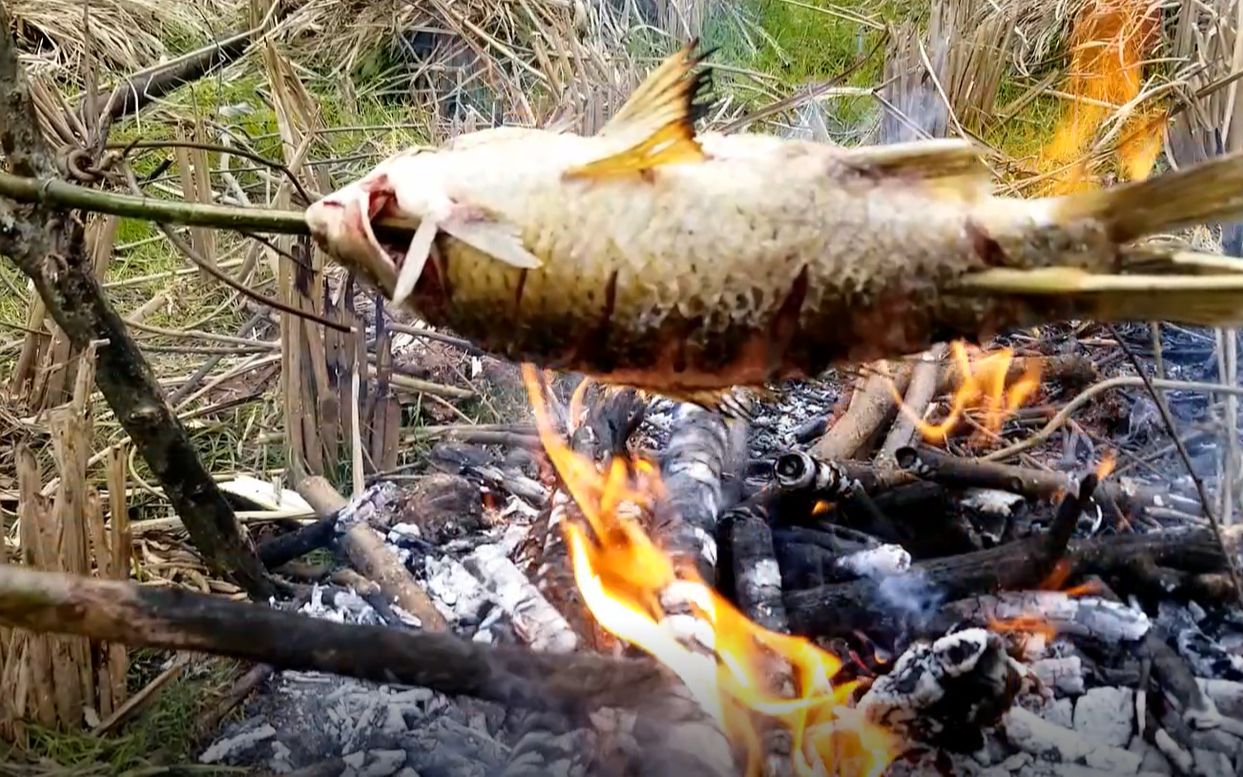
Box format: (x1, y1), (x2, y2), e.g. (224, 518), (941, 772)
(306, 40), (1243, 406)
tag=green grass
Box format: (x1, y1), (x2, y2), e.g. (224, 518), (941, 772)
(7, 653), (245, 776)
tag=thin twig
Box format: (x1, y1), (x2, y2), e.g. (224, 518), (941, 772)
(119, 165), (352, 333)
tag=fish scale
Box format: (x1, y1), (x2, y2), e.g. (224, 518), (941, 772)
(306, 40), (1243, 414)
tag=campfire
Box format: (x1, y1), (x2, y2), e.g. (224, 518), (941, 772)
(524, 364), (897, 777)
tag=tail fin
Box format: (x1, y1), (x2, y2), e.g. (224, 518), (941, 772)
(953, 266), (1243, 327)
(1050, 151), (1243, 243)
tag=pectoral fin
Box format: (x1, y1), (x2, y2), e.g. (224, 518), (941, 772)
(439, 205), (542, 269)
(391, 216), (440, 306)
(843, 138), (990, 181)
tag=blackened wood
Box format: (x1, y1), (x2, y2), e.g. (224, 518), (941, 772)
(0, 564), (666, 713)
(785, 525), (1243, 640)
(0, 3), (272, 598)
(721, 502), (790, 633)
(258, 514), (337, 568)
(655, 404), (733, 581)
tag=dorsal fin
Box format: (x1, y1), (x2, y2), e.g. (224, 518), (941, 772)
(843, 138), (991, 182)
(599, 39), (715, 138)
(564, 40), (714, 180)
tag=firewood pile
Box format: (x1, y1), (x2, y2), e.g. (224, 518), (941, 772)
(115, 322), (1239, 777)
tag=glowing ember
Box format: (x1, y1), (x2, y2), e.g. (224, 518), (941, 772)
(1039, 0), (1164, 194)
(893, 341), (1041, 446)
(521, 364), (898, 777)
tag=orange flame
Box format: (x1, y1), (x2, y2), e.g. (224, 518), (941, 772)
(987, 615), (1058, 642)
(521, 364), (898, 777)
(1095, 450), (1117, 480)
(1039, 0), (1164, 194)
(893, 341), (1041, 446)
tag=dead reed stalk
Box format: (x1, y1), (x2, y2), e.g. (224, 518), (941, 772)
(0, 347), (131, 739)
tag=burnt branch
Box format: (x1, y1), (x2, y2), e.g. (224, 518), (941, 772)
(0, 563), (667, 714)
(0, 1), (272, 598)
(895, 445), (1198, 517)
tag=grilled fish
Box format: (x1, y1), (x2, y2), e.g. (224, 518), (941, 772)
(305, 41), (1243, 411)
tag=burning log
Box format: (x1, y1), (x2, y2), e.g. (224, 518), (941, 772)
(935, 352), (1098, 396)
(720, 501), (789, 635)
(0, 563), (667, 713)
(939, 591), (1151, 646)
(858, 628), (1022, 753)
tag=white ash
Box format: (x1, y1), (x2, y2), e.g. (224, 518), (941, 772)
(859, 628), (1022, 750)
(387, 522), (422, 544)
(298, 585), (386, 627)
(1194, 747), (1236, 777)
(1073, 687), (1135, 748)
(692, 526), (718, 569)
(199, 722), (277, 764)
(424, 556), (491, 625)
(1001, 706), (1142, 773)
(1154, 728), (1196, 774)
(960, 489), (1026, 517)
(199, 670), (511, 775)
(835, 543), (911, 579)
(335, 481), (403, 532)
(462, 543), (578, 654)
(1031, 656), (1086, 696)
(1199, 679), (1243, 720)
(944, 592), (1150, 644)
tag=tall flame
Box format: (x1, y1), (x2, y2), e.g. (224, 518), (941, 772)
(522, 364), (898, 777)
(1039, 0), (1164, 194)
(892, 341), (1041, 446)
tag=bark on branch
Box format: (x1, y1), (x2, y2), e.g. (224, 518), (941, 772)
(0, 1), (272, 598)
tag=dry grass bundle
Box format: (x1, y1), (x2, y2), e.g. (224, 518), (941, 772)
(0, 356), (131, 743)
(9, 0), (240, 81)
(880, 0), (1015, 142)
(266, 0), (668, 136)
(984, 0), (1091, 76)
(1167, 0), (1243, 167)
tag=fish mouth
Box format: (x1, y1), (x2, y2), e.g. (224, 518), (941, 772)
(305, 180), (411, 294)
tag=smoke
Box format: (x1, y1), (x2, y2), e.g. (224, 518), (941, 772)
(876, 568), (947, 630)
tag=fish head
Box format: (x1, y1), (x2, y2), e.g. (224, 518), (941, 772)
(304, 151), (437, 297)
